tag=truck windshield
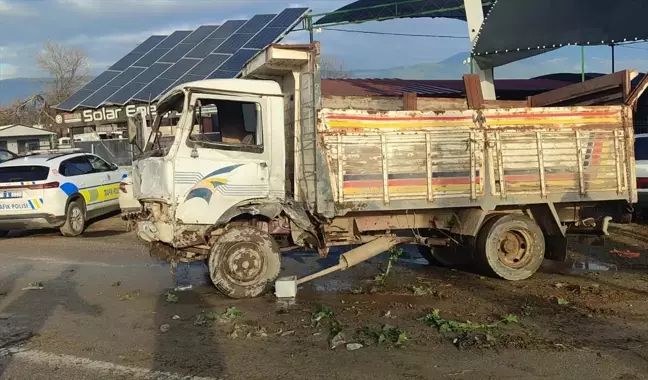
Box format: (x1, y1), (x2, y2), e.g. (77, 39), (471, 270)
(142, 91), (185, 156)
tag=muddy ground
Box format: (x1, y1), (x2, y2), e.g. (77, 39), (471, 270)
(1, 216), (648, 379)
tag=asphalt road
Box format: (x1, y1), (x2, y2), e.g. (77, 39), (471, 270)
(1, 216), (648, 380)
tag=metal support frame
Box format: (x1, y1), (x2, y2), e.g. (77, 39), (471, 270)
(581, 45), (586, 82)
(464, 0), (495, 100)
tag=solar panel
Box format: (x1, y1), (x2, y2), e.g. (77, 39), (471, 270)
(182, 25), (220, 44)
(186, 38), (226, 59)
(218, 49), (258, 72)
(167, 74), (207, 94)
(84, 71), (121, 91)
(133, 35), (166, 53)
(244, 27), (288, 50)
(208, 20), (247, 39)
(160, 58), (201, 80)
(133, 63), (173, 84)
(56, 8), (309, 111)
(80, 85), (121, 108)
(106, 82), (147, 105)
(109, 52), (145, 71)
(207, 70), (238, 79)
(268, 8), (310, 28)
(132, 78), (176, 102)
(160, 43), (195, 63)
(188, 54), (230, 77)
(57, 89), (95, 111)
(236, 14), (276, 34)
(213, 34), (254, 55)
(107, 67), (146, 87)
(156, 31), (192, 49)
(133, 48), (170, 67)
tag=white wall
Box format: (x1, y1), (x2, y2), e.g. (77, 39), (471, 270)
(0, 136), (52, 153)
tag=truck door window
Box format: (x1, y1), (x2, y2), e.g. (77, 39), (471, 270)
(189, 98), (262, 153)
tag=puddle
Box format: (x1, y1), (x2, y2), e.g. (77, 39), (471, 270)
(570, 259), (618, 272)
(280, 244), (431, 294)
(171, 262), (211, 288)
(310, 276), (356, 293)
(542, 258), (618, 275)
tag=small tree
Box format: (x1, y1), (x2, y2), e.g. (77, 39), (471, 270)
(320, 56), (351, 79)
(36, 41), (90, 106)
(0, 95), (50, 127)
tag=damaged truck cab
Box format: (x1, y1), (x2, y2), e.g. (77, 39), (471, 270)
(131, 43), (639, 298)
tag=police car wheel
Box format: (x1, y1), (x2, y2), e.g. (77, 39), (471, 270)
(60, 199), (86, 237)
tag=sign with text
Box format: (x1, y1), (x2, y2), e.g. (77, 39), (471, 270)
(55, 104), (158, 128)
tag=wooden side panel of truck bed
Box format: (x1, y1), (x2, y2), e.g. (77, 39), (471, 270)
(317, 106), (636, 214)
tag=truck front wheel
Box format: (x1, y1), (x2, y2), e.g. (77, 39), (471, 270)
(476, 214), (545, 281)
(208, 226), (281, 298)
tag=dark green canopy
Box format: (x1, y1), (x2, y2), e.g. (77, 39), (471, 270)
(315, 0), (648, 68)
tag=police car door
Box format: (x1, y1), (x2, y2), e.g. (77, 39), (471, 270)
(87, 155), (120, 209)
(59, 156), (104, 213)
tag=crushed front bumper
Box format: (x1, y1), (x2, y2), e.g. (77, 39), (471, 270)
(136, 220), (174, 244)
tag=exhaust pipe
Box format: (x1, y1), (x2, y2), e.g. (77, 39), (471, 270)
(275, 236), (398, 298)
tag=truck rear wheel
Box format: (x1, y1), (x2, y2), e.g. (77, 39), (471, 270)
(208, 226), (281, 298)
(476, 214), (545, 281)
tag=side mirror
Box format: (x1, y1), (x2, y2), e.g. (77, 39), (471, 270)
(127, 116), (138, 144)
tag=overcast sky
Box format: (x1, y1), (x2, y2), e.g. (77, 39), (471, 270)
(1, 0), (648, 80)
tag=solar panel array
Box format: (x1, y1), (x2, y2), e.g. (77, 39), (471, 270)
(57, 7), (309, 111)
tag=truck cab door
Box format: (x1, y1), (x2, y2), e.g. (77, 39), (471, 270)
(173, 95), (272, 224)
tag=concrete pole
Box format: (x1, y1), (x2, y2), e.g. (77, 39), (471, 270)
(464, 0), (496, 100)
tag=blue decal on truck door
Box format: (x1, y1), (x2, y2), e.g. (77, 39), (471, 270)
(185, 164), (244, 203)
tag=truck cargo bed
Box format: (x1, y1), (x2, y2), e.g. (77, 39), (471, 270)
(316, 106), (636, 216)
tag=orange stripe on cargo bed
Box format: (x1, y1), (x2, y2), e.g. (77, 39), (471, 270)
(344, 177), (480, 188)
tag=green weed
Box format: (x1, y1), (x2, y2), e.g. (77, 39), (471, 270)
(417, 310), (518, 333)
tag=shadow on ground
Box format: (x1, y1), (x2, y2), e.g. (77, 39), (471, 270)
(0, 266), (102, 377)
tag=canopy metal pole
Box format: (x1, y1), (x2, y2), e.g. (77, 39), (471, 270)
(464, 0), (495, 100)
(581, 46), (585, 82)
(611, 44), (615, 73)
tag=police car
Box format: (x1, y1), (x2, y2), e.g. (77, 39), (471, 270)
(0, 152), (126, 237)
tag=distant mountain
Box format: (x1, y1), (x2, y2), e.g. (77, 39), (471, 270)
(350, 53), (470, 79)
(0, 77), (48, 105)
(1, 46), (640, 106)
(346, 47), (636, 80)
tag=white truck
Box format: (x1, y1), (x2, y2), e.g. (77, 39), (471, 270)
(128, 43), (639, 298)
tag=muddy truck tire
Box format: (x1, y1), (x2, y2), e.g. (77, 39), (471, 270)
(208, 226), (281, 298)
(476, 214), (545, 281)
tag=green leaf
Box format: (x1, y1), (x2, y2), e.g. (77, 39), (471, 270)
(410, 285), (431, 296)
(221, 306), (243, 321)
(165, 292), (179, 303)
(502, 314), (519, 323)
(557, 297), (569, 306)
(396, 332), (408, 347)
